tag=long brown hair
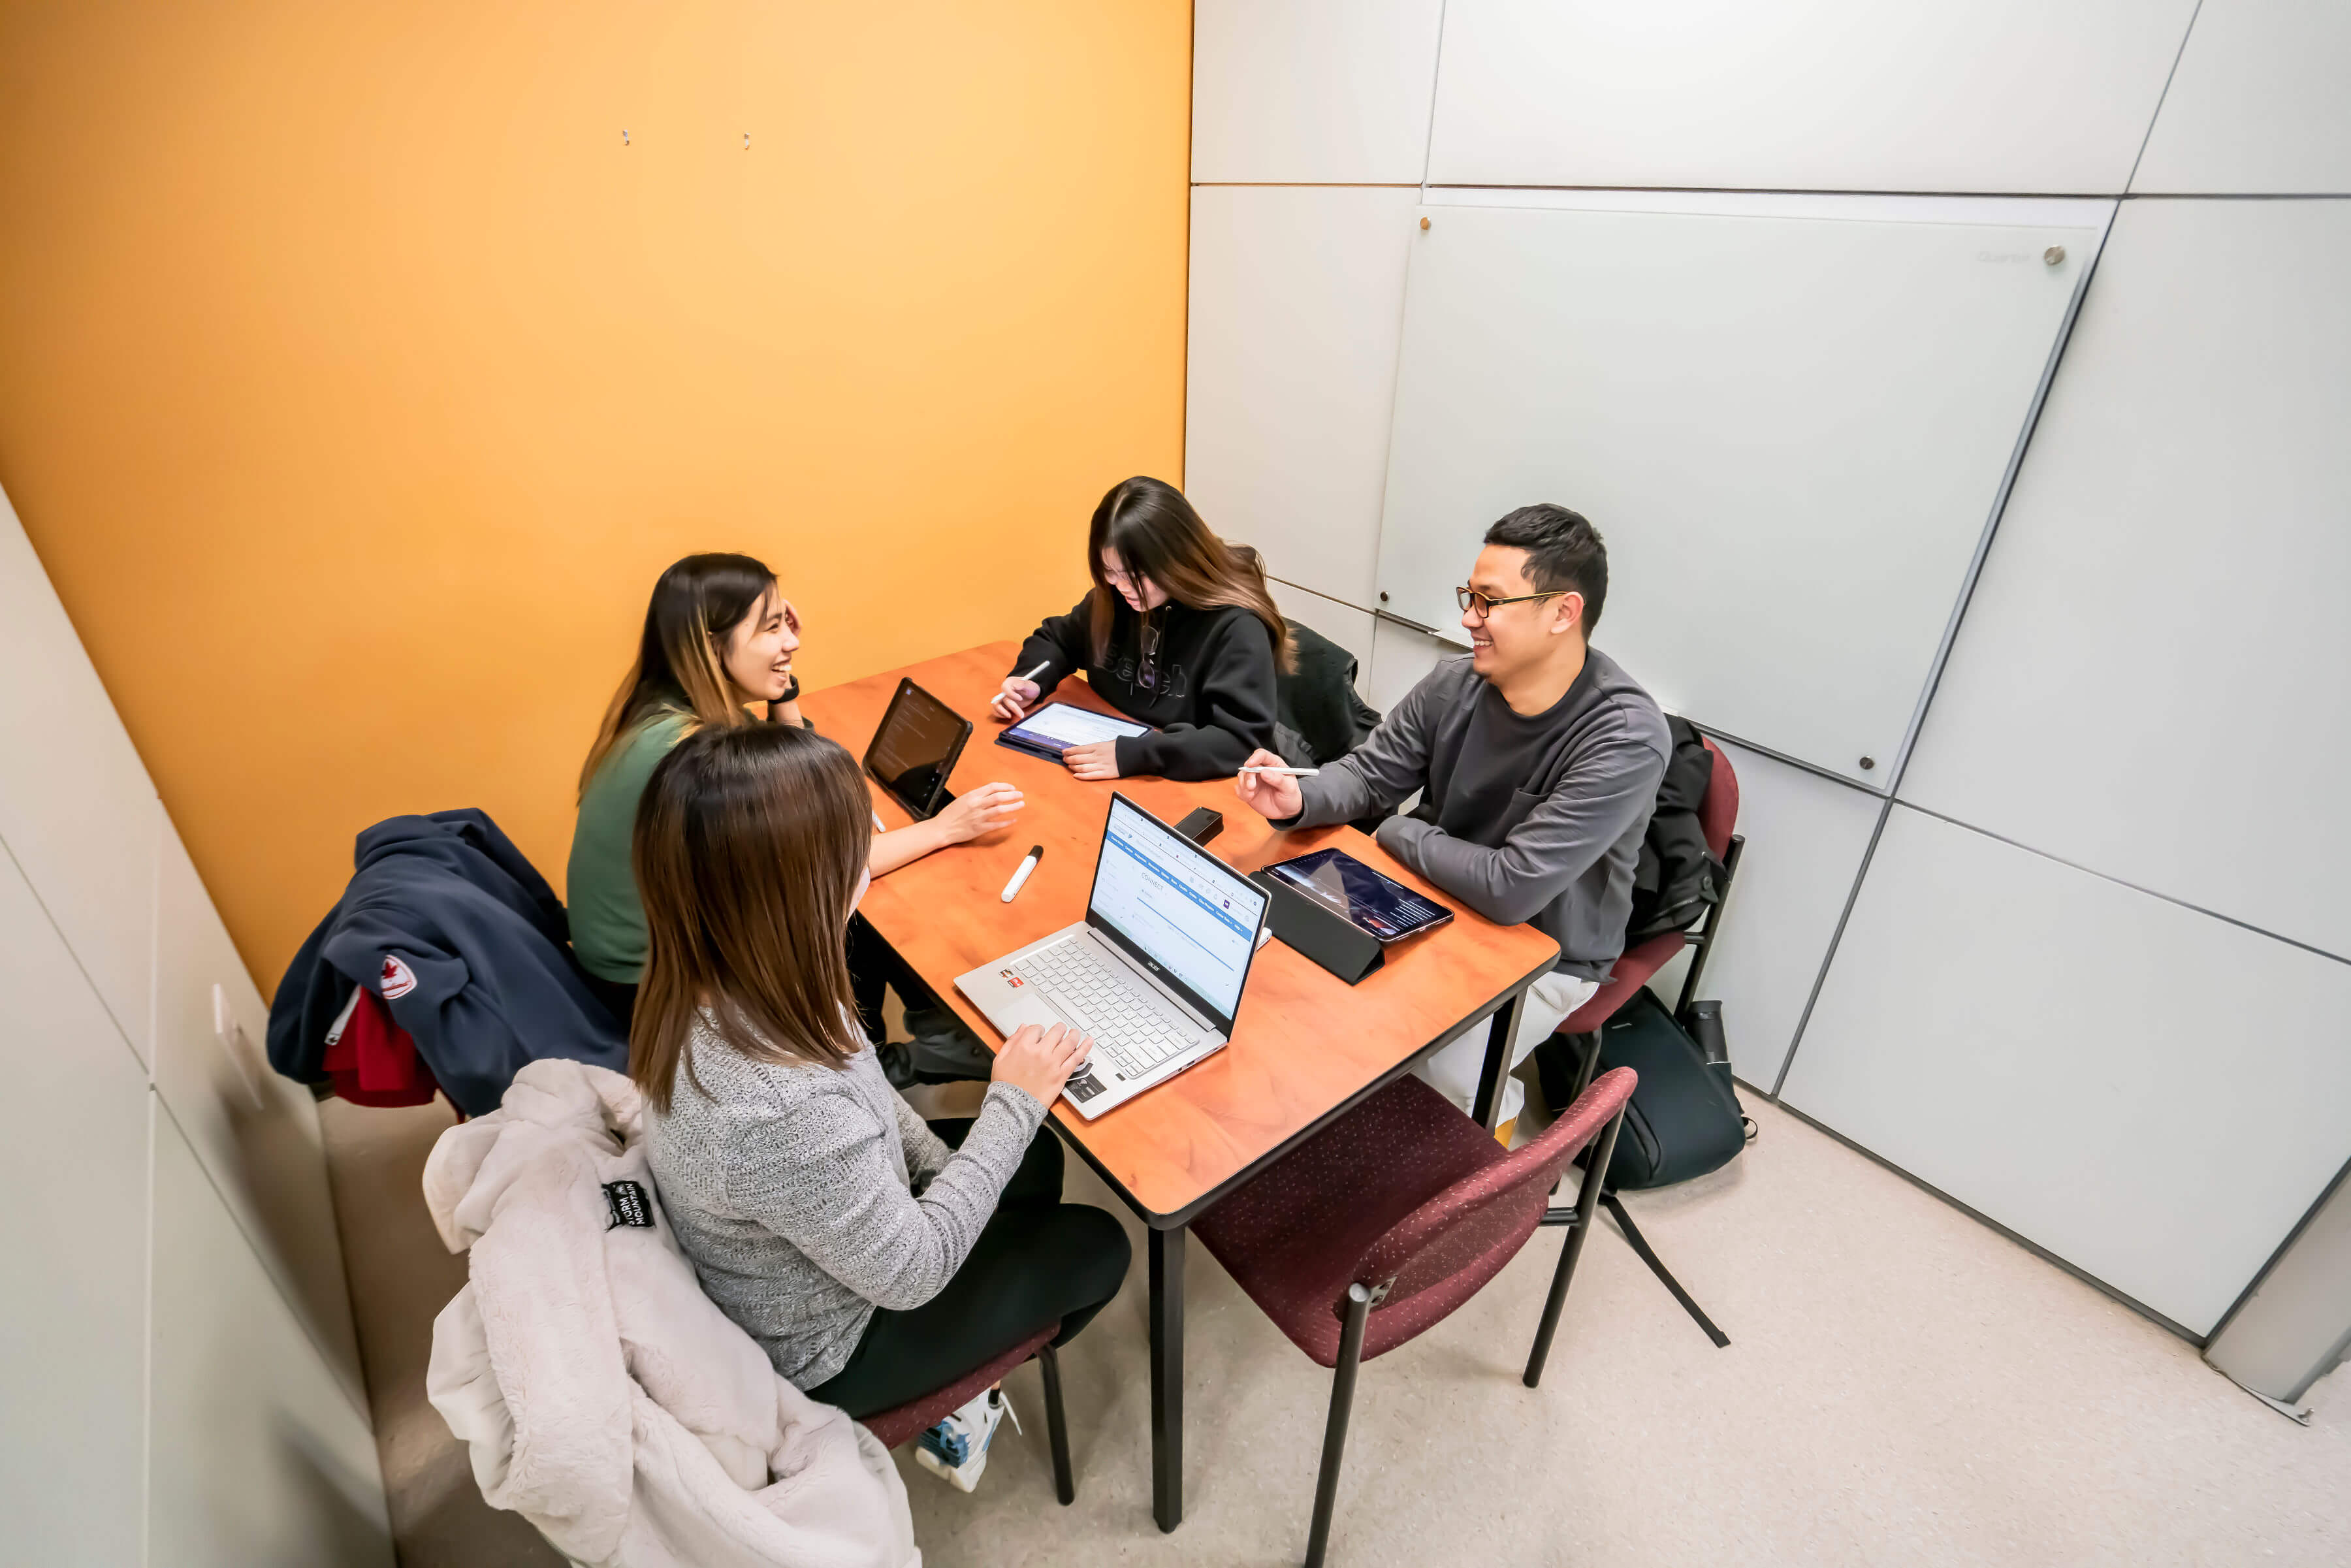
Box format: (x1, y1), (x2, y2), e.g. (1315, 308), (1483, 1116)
(629, 723), (871, 1112)
(1085, 477), (1294, 672)
(579, 553), (779, 799)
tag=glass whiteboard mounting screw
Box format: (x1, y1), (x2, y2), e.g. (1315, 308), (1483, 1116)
(1420, 217), (1431, 231)
(622, 129), (630, 146)
(1379, 591), (1390, 602)
(1859, 756), (1876, 771)
(2043, 246), (2064, 266)
(743, 132), (751, 150)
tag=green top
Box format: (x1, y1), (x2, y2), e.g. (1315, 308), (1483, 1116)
(567, 710), (692, 984)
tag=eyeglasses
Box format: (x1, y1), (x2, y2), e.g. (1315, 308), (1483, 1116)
(1456, 586), (1567, 622)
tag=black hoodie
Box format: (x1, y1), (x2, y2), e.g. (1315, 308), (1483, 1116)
(1012, 593), (1279, 780)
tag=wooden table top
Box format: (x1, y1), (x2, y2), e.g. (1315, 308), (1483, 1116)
(801, 642), (1559, 1224)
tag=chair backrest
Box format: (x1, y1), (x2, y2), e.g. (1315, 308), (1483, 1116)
(1347, 1068), (1638, 1319)
(1275, 619), (1380, 765)
(1696, 738), (1739, 863)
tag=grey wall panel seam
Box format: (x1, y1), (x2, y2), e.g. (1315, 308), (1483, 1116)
(0, 826), (147, 1075)
(2125, 0), (2207, 196)
(2205, 1149), (2351, 1367)
(1766, 795), (1893, 1099)
(1419, 0), (1448, 197)
(1422, 184), (2134, 199)
(152, 1091), (375, 1431)
(140, 1089), (155, 1568)
(2126, 193), (2351, 201)
(1767, 1093), (2207, 1345)
(1890, 800), (2351, 970)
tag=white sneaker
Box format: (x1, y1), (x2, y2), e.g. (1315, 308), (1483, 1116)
(913, 1386), (1020, 1493)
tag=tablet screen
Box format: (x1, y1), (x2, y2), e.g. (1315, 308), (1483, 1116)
(1002, 701), (1152, 754)
(864, 680), (970, 818)
(1265, 848), (1453, 943)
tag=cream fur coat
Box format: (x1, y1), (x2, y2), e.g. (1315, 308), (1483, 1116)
(423, 1059), (920, 1568)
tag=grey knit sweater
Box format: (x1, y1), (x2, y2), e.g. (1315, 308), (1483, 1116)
(646, 1017), (1047, 1388)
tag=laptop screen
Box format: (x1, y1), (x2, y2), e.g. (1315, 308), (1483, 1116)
(1087, 794), (1268, 1027)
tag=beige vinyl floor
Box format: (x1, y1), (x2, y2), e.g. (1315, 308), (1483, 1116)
(323, 1072), (2351, 1568)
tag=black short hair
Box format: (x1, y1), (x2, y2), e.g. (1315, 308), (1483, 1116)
(1482, 504), (1607, 633)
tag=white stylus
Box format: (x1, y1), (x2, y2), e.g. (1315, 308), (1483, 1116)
(1239, 765), (1320, 776)
(1017, 662), (1049, 682)
(1000, 844), (1044, 903)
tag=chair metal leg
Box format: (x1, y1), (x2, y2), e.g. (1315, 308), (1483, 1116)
(1603, 1192), (1731, 1348)
(1526, 1108), (1624, 1388)
(1567, 1029), (1602, 1105)
(1035, 1342), (1076, 1505)
(1305, 1285), (1373, 1568)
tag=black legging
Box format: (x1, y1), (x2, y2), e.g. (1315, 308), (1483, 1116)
(846, 914), (995, 1081)
(805, 1118), (1132, 1419)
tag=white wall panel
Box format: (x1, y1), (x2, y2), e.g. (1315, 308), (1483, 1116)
(0, 844), (148, 1567)
(1683, 741), (1883, 1089)
(2134, 1), (2351, 194)
(1782, 807), (2351, 1335)
(1267, 577), (1374, 696)
(1187, 185), (1418, 611)
(0, 487), (159, 1063)
(1425, 0), (2196, 195)
(1903, 199), (2351, 961)
(153, 817), (366, 1408)
(1365, 615), (1458, 717)
(150, 1110), (393, 1568)
(1192, 0), (1444, 185)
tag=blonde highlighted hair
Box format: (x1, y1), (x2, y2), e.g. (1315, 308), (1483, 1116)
(579, 553), (779, 799)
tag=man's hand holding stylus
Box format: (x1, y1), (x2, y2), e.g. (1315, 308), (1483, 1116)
(1232, 747), (1303, 820)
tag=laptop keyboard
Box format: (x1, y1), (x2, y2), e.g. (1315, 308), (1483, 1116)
(1012, 939), (1202, 1104)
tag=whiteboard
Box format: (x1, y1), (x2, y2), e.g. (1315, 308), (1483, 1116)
(1374, 193), (2110, 786)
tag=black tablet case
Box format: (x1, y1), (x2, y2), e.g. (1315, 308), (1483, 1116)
(1247, 870), (1386, 985)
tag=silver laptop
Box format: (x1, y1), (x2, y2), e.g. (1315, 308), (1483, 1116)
(955, 792), (1270, 1119)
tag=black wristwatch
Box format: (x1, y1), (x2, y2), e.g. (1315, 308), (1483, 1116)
(776, 675), (802, 704)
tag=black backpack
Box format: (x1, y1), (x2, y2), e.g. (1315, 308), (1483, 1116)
(1544, 989), (1751, 1191)
(1624, 716), (1728, 946)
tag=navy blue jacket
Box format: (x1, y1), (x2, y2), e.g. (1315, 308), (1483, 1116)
(266, 809), (628, 1115)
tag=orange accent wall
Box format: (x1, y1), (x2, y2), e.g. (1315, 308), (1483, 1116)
(0, 1), (1192, 992)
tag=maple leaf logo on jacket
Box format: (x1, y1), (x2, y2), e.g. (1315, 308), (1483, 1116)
(379, 955), (417, 1000)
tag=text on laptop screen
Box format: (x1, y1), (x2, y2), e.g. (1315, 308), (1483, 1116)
(1089, 797), (1267, 1021)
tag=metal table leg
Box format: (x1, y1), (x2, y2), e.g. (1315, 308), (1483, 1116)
(1149, 1223), (1187, 1532)
(1470, 987), (1526, 1133)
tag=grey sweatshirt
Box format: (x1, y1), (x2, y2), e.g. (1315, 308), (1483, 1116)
(645, 1019), (1046, 1388)
(1277, 650), (1670, 982)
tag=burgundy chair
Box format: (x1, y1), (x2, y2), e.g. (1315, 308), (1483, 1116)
(858, 1327), (1078, 1505)
(1537, 735), (1744, 1347)
(1561, 735), (1744, 1055)
(1194, 1067), (1638, 1567)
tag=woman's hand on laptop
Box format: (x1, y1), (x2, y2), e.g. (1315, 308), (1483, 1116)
(989, 678), (1040, 721)
(1233, 748), (1303, 820)
(993, 1022), (1094, 1104)
(935, 782), (1023, 844)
